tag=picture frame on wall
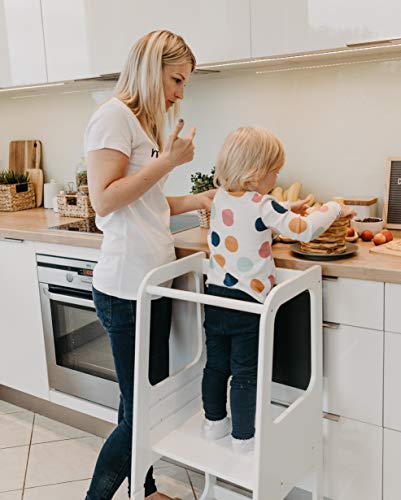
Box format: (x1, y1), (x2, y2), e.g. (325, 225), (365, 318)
(383, 157), (401, 229)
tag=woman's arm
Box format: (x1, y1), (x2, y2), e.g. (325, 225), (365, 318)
(88, 120), (195, 217)
(167, 189), (216, 216)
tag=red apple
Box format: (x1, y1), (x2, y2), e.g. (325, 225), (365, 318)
(347, 227), (355, 237)
(380, 229), (393, 242)
(373, 233), (387, 245)
(361, 229), (374, 241)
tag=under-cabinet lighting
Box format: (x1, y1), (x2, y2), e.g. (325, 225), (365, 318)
(0, 82), (65, 93)
(199, 42), (401, 70)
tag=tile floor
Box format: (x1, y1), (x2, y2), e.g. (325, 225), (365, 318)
(0, 399), (205, 500)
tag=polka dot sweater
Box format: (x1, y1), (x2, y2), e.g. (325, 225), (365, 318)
(207, 189), (341, 303)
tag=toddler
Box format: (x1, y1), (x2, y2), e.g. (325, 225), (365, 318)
(202, 126), (355, 453)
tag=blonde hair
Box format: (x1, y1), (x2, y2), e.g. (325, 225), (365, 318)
(114, 30), (196, 150)
(214, 126), (285, 191)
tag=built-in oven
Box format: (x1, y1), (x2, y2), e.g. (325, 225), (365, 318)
(37, 254), (119, 409)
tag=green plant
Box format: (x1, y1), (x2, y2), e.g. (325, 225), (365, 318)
(0, 170), (30, 185)
(190, 167), (215, 194)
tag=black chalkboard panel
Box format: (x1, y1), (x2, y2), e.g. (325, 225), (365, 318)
(384, 159), (401, 229)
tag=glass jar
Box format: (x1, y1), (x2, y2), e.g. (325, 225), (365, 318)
(75, 157), (88, 191)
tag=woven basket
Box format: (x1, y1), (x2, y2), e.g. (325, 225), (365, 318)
(0, 182), (36, 212)
(197, 208), (211, 229)
(57, 192), (95, 218)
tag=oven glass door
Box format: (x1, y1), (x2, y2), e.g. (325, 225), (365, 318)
(48, 285), (117, 383)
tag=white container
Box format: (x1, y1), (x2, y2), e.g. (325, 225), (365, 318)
(343, 196), (378, 219)
(44, 179), (64, 208)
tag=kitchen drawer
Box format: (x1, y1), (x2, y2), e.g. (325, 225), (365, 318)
(323, 277), (384, 330)
(384, 332), (401, 431)
(297, 416), (382, 500)
(384, 428), (401, 500)
(323, 324), (383, 426)
(385, 283), (401, 334)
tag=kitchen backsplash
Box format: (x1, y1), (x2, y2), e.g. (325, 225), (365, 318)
(1, 57), (401, 215)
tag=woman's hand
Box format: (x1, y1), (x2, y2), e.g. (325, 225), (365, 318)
(290, 196), (312, 216)
(162, 119), (195, 168)
(195, 189), (217, 210)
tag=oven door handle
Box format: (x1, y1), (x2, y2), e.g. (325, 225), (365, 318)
(46, 290), (95, 309)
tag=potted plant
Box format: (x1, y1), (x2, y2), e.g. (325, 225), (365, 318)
(0, 170), (36, 212)
(190, 167), (215, 228)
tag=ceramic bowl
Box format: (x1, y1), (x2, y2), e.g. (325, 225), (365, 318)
(351, 217), (384, 235)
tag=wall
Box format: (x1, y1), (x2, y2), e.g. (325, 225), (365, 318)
(1, 57), (401, 214)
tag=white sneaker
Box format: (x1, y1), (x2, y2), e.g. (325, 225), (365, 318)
(231, 436), (255, 454)
(203, 417), (231, 440)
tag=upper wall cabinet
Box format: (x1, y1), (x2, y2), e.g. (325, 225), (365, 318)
(251, 0), (401, 58)
(42, 0), (251, 83)
(0, 0), (47, 87)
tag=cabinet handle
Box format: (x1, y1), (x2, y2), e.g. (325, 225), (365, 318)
(322, 275), (338, 282)
(323, 321), (340, 329)
(323, 412), (341, 422)
(0, 237), (24, 243)
(347, 37), (401, 48)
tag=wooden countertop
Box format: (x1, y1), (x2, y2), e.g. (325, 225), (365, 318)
(1, 208), (400, 283)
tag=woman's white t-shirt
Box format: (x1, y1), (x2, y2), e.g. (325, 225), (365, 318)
(84, 97), (176, 300)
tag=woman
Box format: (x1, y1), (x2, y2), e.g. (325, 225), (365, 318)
(85, 30), (214, 500)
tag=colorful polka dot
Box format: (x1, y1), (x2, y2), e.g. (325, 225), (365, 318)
(225, 236), (238, 252)
(252, 193), (263, 203)
(228, 191), (245, 197)
(250, 279), (265, 294)
(289, 217), (308, 234)
(272, 200), (288, 214)
(213, 254), (226, 267)
(258, 241), (271, 258)
(224, 273), (238, 287)
(255, 217), (268, 232)
(268, 275), (275, 288)
(222, 209), (234, 226)
(211, 231), (220, 247)
(237, 257), (253, 272)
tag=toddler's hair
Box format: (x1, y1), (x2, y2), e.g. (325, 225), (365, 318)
(214, 126), (285, 191)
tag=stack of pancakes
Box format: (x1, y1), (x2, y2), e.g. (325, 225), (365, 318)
(300, 217), (349, 255)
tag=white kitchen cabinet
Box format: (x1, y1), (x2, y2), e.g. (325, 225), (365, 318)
(251, 0), (401, 59)
(0, 0), (47, 87)
(385, 283), (401, 334)
(322, 276), (384, 331)
(384, 331), (401, 432)
(384, 428), (401, 500)
(41, 0), (251, 82)
(323, 324), (383, 426)
(0, 238), (49, 399)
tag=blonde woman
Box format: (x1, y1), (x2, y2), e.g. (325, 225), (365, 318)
(85, 31), (214, 500)
(202, 127), (355, 453)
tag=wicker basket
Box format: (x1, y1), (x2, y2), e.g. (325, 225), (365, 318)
(57, 192), (95, 218)
(0, 182), (36, 212)
(197, 208), (211, 229)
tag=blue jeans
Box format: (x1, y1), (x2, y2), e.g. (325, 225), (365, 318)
(202, 284), (260, 440)
(86, 287), (171, 500)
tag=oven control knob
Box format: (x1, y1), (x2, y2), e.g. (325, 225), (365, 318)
(66, 273), (74, 283)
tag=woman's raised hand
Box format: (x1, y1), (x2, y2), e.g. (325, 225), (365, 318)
(162, 119), (195, 168)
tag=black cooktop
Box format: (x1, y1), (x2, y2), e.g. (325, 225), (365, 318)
(49, 213), (200, 235)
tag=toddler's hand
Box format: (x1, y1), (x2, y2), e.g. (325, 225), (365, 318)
(339, 205), (357, 219)
(290, 196), (312, 216)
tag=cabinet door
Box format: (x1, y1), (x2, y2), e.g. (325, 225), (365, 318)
(384, 428), (401, 500)
(323, 324), (383, 426)
(384, 331), (401, 431)
(251, 0), (401, 58)
(385, 283), (401, 334)
(0, 0), (47, 87)
(322, 277), (384, 331)
(0, 239), (49, 399)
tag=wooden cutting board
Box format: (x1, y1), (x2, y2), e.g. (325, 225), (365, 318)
(26, 168), (44, 207)
(369, 242), (401, 257)
(9, 140), (42, 173)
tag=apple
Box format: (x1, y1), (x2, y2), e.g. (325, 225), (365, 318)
(361, 229), (374, 241)
(380, 229), (393, 242)
(373, 233), (387, 246)
(347, 227), (355, 237)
